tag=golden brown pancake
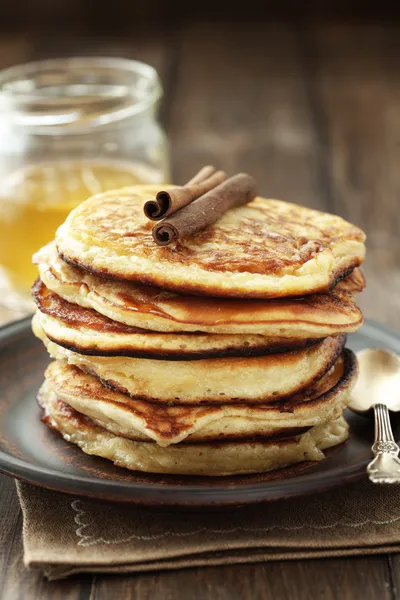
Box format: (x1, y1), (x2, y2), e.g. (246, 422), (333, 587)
(55, 185), (366, 298)
(44, 349), (356, 446)
(34, 317), (346, 404)
(33, 280), (318, 359)
(39, 383), (349, 476)
(34, 243), (364, 337)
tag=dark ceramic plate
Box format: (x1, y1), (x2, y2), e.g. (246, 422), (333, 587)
(0, 317), (399, 507)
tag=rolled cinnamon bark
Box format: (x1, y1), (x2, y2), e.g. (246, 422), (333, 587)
(152, 173), (257, 246)
(143, 165), (227, 220)
(186, 165), (218, 185)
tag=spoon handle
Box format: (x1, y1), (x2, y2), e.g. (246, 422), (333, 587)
(367, 403), (400, 484)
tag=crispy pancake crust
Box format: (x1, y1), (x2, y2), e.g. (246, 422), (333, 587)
(34, 318), (346, 404)
(39, 385), (349, 476)
(35, 243), (364, 337)
(33, 280), (319, 359)
(44, 350), (356, 446)
(55, 185), (366, 299)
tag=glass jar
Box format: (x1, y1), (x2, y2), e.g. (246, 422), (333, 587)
(0, 57), (169, 307)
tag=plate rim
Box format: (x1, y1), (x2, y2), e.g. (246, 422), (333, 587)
(0, 316), (397, 506)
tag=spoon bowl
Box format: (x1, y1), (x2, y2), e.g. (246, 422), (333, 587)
(349, 348), (400, 414)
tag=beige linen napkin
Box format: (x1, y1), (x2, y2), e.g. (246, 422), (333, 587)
(16, 478), (400, 580)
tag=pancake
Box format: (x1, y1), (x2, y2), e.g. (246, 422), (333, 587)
(34, 243), (364, 337)
(44, 349), (356, 446)
(39, 384), (349, 476)
(34, 317), (345, 404)
(55, 185), (366, 299)
(33, 280), (318, 359)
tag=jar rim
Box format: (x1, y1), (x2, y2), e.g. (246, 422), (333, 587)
(0, 56), (163, 134)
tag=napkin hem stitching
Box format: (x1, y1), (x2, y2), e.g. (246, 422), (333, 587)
(71, 499), (400, 548)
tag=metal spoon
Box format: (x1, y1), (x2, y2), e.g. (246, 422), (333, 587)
(349, 348), (400, 483)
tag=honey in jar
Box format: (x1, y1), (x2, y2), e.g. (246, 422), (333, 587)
(0, 160), (158, 291)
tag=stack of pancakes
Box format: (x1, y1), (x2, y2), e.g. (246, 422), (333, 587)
(32, 185), (366, 476)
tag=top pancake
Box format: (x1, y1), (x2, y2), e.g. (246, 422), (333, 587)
(55, 185), (366, 299)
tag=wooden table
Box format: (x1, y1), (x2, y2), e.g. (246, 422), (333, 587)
(1, 20), (400, 600)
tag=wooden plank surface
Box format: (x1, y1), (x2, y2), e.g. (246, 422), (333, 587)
(0, 20), (399, 600)
(304, 23), (400, 328)
(169, 22), (324, 210)
(91, 557), (393, 600)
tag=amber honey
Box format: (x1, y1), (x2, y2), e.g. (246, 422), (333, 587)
(0, 160), (154, 291)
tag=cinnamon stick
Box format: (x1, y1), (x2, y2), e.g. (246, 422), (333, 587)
(186, 165), (218, 185)
(152, 173), (257, 246)
(143, 165), (227, 221)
